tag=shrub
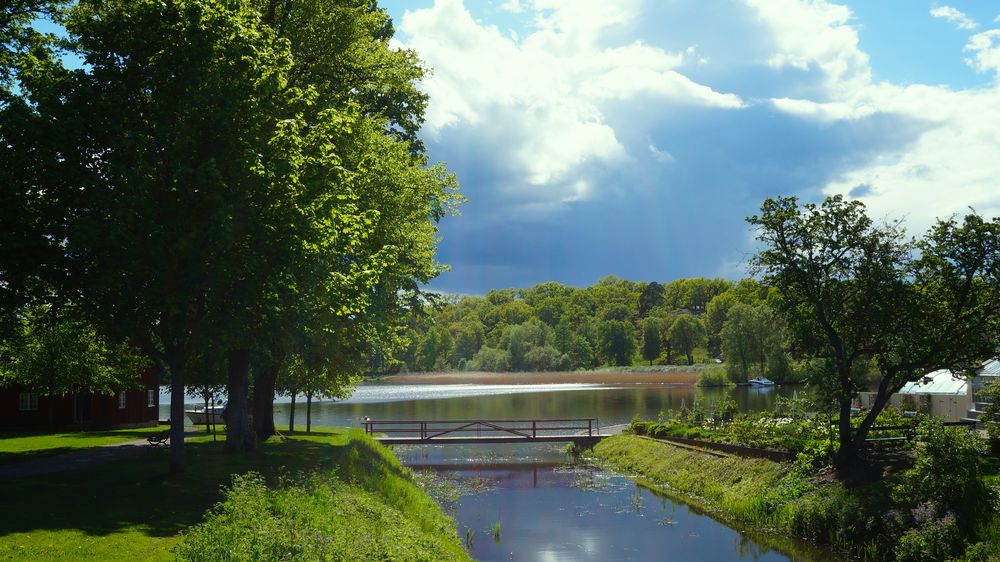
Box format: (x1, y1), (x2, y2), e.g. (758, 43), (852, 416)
(892, 419), (993, 533)
(894, 512), (963, 562)
(176, 471), (468, 561)
(980, 380), (1000, 440)
(696, 366), (732, 387)
(684, 427), (703, 439)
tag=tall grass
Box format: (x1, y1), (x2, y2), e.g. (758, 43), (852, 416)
(176, 431), (471, 561)
(695, 366), (733, 387)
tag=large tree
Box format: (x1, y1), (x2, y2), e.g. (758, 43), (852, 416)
(0, 307), (148, 427)
(750, 195), (1000, 470)
(667, 314), (706, 365)
(6, 0), (374, 470)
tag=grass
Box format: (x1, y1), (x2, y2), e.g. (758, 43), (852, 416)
(0, 428), (469, 561)
(593, 434), (1000, 561)
(0, 426), (167, 462)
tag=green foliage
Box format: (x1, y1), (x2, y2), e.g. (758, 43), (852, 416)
(667, 314), (706, 365)
(892, 420), (994, 534)
(597, 319), (636, 366)
(399, 278), (736, 372)
(640, 316), (662, 365)
(0, 307), (149, 396)
(695, 366), (732, 387)
(176, 471), (469, 561)
(980, 379), (1000, 440)
(750, 195), (1000, 465)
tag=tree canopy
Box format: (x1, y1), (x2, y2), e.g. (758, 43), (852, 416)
(749, 195), (1000, 468)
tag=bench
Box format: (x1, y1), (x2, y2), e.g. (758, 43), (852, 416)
(147, 430), (170, 447)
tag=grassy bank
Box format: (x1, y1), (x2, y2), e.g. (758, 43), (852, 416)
(0, 426), (165, 462)
(593, 434), (1000, 560)
(0, 429), (469, 561)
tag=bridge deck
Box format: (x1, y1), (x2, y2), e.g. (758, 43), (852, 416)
(363, 417), (609, 445)
(373, 434), (611, 445)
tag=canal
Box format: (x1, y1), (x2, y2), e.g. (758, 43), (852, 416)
(166, 381), (832, 561)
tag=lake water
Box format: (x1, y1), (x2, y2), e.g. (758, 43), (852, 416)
(165, 381), (831, 561)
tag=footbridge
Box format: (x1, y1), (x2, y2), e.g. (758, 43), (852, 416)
(363, 418), (613, 446)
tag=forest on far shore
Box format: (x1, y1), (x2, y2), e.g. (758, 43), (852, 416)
(392, 276), (803, 383)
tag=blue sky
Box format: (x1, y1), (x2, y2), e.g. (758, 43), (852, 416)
(380, 0), (1000, 295)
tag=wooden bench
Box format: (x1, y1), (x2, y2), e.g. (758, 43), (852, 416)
(147, 430), (170, 447)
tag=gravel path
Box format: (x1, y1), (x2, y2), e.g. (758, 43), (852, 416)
(0, 431), (198, 481)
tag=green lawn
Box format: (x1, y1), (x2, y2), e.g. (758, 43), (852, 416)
(0, 428), (467, 561)
(0, 426), (167, 462)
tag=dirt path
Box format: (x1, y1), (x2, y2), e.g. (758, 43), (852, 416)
(0, 431), (199, 481)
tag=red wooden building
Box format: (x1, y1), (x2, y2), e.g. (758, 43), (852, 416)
(0, 368), (160, 430)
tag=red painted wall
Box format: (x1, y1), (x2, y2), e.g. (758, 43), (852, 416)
(0, 368), (159, 431)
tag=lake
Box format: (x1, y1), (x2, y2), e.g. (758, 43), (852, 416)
(165, 380), (831, 561)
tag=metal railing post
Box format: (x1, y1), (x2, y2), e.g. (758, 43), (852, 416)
(588, 419), (592, 437)
(532, 420), (537, 439)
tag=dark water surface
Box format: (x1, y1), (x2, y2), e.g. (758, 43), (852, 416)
(166, 382), (830, 561)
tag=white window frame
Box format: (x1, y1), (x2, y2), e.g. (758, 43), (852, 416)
(146, 388), (156, 408)
(18, 392), (39, 411)
(118, 391), (127, 409)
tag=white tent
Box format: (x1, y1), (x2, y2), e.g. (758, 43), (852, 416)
(898, 369), (968, 396)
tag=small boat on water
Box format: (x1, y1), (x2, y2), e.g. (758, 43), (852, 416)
(185, 404), (225, 425)
(747, 377), (776, 386)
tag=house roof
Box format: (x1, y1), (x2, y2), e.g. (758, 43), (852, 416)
(898, 369), (968, 395)
(978, 358), (1000, 376)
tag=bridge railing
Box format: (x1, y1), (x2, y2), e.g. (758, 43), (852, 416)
(362, 418), (598, 440)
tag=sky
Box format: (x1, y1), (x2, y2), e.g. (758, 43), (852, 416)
(374, 0), (1000, 295)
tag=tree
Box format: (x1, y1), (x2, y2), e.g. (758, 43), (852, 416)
(641, 317), (663, 365)
(719, 303), (784, 382)
(638, 281), (665, 318)
(597, 320), (635, 366)
(0, 307), (149, 428)
(749, 195), (1000, 470)
(668, 314), (706, 365)
(8, 0), (378, 470)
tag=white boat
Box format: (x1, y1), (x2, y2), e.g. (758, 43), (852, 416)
(185, 405), (225, 425)
(747, 377), (776, 386)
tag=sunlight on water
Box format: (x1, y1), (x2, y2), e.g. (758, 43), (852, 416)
(343, 383), (609, 404)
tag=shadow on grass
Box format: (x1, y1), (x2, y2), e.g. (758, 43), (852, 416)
(0, 430), (358, 540)
(0, 427), (165, 464)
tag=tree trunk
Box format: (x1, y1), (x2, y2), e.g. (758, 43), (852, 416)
(666, 343), (673, 364)
(252, 361), (280, 440)
(203, 393), (210, 434)
(833, 394), (856, 470)
(225, 348), (256, 453)
(288, 389), (296, 433)
(168, 362), (186, 474)
(306, 390), (312, 433)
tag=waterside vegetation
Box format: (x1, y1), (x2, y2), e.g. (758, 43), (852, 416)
(593, 424), (1000, 561)
(0, 429), (467, 561)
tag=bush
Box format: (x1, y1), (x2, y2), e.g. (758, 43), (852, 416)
(894, 512), (963, 562)
(696, 366), (732, 387)
(177, 471), (469, 561)
(684, 427), (703, 439)
(980, 380), (1000, 440)
(468, 346), (511, 372)
(892, 419), (993, 532)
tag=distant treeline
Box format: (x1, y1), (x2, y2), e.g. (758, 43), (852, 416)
(391, 276), (801, 382)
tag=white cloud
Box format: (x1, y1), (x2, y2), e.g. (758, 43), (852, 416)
(745, 0), (870, 91)
(930, 6), (979, 31)
(751, 0), (1000, 232)
(399, 0), (743, 205)
(964, 29), (1000, 74)
(499, 0), (525, 14)
(647, 141), (676, 164)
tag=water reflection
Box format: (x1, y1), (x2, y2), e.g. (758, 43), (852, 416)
(163, 382), (829, 561)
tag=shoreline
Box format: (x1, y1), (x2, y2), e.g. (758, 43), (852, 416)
(372, 370), (700, 386)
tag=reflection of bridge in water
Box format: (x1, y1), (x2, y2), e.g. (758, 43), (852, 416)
(363, 418), (614, 446)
